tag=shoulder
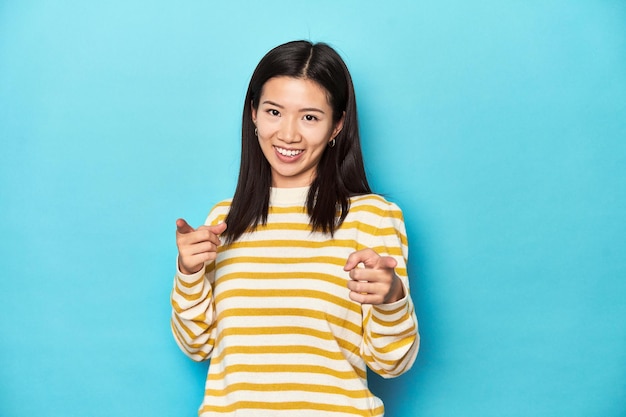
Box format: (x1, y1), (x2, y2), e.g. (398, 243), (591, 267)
(347, 194), (409, 249)
(349, 193), (404, 220)
(204, 198), (232, 226)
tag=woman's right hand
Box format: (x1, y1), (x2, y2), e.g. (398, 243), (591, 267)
(175, 219), (228, 275)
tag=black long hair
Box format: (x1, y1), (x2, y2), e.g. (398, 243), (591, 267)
(223, 40), (371, 243)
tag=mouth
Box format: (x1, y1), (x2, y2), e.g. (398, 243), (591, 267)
(274, 146), (304, 158)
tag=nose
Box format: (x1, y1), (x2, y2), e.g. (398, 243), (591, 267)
(277, 117), (300, 143)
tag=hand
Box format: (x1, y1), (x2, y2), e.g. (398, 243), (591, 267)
(175, 218), (227, 275)
(344, 249), (405, 305)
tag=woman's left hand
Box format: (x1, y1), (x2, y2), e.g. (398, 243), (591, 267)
(344, 249), (405, 305)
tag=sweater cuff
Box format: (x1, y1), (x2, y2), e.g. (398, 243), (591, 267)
(371, 280), (413, 325)
(377, 278), (409, 310)
(176, 256), (205, 285)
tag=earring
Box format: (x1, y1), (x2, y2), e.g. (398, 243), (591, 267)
(328, 138), (336, 148)
(254, 128), (258, 136)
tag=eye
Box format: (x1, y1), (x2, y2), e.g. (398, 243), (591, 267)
(304, 114), (318, 121)
(267, 109), (280, 117)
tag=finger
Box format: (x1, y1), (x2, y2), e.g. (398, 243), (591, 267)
(348, 267), (380, 282)
(378, 256), (397, 270)
(344, 248), (377, 271)
(180, 241), (218, 257)
(348, 289), (384, 305)
(195, 222), (227, 246)
(349, 267), (396, 287)
(207, 222), (227, 236)
(183, 250), (219, 267)
(176, 218), (195, 234)
(347, 279), (376, 294)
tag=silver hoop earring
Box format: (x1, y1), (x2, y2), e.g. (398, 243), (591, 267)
(254, 128), (258, 137)
(328, 138), (336, 148)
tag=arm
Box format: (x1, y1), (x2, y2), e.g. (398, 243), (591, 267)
(345, 203), (419, 378)
(170, 219), (227, 361)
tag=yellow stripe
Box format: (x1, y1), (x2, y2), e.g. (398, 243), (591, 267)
(223, 239), (401, 257)
(216, 255), (347, 269)
(170, 319), (212, 358)
(369, 335), (416, 359)
(175, 274), (205, 288)
(370, 311), (412, 328)
(218, 257), (405, 276)
(374, 303), (410, 317)
(212, 195), (403, 224)
(348, 203), (401, 220)
(266, 200), (399, 219)
(350, 194), (390, 205)
(268, 206), (307, 215)
(207, 363), (357, 381)
(173, 283), (206, 301)
(217, 271), (347, 288)
(216, 308), (362, 335)
(170, 319), (194, 353)
(215, 289), (360, 314)
(171, 311), (211, 335)
(370, 325), (417, 340)
(248, 220), (403, 239)
(200, 400), (383, 417)
(209, 345), (367, 379)
(227, 238), (357, 250)
(218, 215), (407, 247)
(210, 344), (347, 363)
(226, 239), (404, 259)
(370, 245), (404, 257)
(205, 382), (371, 399)
(217, 324), (334, 340)
(212, 201), (231, 210)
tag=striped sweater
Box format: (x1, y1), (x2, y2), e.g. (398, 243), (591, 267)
(171, 187), (419, 416)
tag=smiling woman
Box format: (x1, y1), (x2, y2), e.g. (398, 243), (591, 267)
(172, 40), (419, 417)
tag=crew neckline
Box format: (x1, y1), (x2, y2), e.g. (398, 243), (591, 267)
(269, 186), (309, 205)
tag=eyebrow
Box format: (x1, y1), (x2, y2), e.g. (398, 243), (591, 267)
(262, 100), (326, 114)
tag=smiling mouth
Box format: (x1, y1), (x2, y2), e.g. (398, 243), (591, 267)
(275, 146), (304, 157)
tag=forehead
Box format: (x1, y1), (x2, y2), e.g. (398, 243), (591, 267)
(260, 76), (332, 107)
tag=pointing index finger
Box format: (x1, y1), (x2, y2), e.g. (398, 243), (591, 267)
(176, 218), (195, 234)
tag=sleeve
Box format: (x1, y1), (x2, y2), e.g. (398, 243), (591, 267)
(360, 201), (420, 378)
(170, 207), (223, 362)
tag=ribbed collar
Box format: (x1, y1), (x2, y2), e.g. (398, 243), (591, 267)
(269, 186), (309, 206)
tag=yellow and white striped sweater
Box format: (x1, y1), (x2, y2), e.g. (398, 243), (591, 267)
(171, 187), (419, 416)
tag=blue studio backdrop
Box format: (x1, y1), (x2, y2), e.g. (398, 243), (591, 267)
(1, 1), (625, 416)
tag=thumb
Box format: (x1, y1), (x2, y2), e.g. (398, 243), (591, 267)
(377, 256), (398, 271)
(176, 218), (195, 234)
(208, 221), (228, 235)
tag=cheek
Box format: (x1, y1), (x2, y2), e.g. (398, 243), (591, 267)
(258, 135), (271, 153)
(255, 121), (275, 140)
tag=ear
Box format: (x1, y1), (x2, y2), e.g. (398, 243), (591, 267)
(331, 111), (346, 139)
(251, 100), (257, 125)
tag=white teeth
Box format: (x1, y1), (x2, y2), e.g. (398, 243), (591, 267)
(276, 147), (303, 157)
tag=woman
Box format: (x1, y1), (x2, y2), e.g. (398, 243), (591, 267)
(172, 40), (419, 416)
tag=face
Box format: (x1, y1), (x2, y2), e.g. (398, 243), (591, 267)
(251, 76), (344, 188)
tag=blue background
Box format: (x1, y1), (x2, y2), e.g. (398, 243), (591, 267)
(1, 1), (625, 416)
